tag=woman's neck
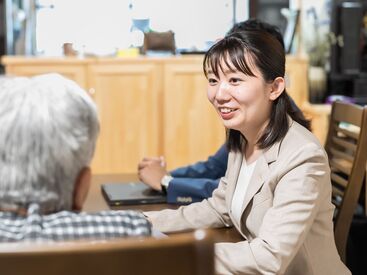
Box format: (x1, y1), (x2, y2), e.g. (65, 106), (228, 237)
(244, 142), (261, 164)
(241, 120), (269, 163)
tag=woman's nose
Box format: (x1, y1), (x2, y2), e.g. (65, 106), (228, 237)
(215, 82), (231, 101)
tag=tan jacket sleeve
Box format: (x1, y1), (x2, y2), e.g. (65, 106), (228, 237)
(145, 177), (233, 233)
(145, 154), (235, 233)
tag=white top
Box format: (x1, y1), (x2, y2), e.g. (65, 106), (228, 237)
(231, 157), (257, 225)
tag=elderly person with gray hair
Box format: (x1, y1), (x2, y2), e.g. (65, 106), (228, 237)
(0, 74), (151, 242)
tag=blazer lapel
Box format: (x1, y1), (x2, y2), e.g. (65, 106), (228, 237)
(225, 151), (243, 210)
(240, 155), (269, 212)
(241, 140), (281, 213)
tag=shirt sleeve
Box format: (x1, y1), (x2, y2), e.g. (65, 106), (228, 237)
(170, 144), (228, 179)
(166, 177), (220, 204)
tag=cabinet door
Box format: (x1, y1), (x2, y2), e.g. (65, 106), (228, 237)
(88, 62), (162, 174)
(285, 56), (309, 107)
(5, 63), (88, 89)
(163, 59), (225, 170)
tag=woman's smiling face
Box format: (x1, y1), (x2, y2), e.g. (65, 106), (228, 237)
(206, 53), (273, 135)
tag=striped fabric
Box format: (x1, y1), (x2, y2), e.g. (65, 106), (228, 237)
(0, 203), (151, 242)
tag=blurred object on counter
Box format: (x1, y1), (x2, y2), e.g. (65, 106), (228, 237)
(129, 18), (150, 50)
(117, 47), (140, 57)
(143, 30), (175, 55)
(131, 18), (150, 33)
(62, 43), (78, 57)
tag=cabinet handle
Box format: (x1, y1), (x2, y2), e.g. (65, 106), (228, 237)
(88, 88), (96, 95)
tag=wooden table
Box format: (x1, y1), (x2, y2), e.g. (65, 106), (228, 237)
(84, 174), (243, 243)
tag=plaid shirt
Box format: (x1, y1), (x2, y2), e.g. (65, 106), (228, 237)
(0, 203), (151, 242)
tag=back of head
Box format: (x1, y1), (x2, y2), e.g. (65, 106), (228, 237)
(0, 74), (99, 213)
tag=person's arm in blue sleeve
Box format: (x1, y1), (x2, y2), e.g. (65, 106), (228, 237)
(170, 144), (228, 179)
(166, 177), (220, 204)
(138, 144), (228, 203)
(164, 145), (228, 203)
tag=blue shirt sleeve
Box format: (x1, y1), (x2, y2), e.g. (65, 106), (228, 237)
(170, 144), (228, 179)
(166, 144), (228, 204)
(166, 177), (220, 204)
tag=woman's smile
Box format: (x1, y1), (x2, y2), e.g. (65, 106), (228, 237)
(218, 107), (238, 120)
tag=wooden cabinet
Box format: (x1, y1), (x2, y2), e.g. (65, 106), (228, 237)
(88, 60), (162, 173)
(163, 58), (225, 169)
(3, 57), (89, 89)
(285, 56), (331, 145)
(1, 55), (311, 173)
(285, 56), (309, 107)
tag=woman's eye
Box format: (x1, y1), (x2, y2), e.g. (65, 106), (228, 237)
(208, 78), (218, 85)
(229, 78), (242, 84)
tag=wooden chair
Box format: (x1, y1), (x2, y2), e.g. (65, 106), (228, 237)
(0, 230), (214, 275)
(324, 101), (367, 262)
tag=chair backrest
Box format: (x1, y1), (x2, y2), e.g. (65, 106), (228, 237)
(0, 230), (214, 275)
(324, 101), (367, 262)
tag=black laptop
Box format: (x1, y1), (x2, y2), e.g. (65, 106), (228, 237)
(101, 182), (166, 206)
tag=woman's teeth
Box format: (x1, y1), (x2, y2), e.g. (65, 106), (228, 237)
(220, 107), (235, 114)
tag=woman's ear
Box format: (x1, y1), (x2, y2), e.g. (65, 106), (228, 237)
(72, 167), (92, 211)
(269, 77), (285, 101)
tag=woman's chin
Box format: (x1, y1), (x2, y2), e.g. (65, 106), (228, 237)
(222, 121), (241, 131)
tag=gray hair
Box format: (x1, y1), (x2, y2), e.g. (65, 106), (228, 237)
(0, 74), (99, 212)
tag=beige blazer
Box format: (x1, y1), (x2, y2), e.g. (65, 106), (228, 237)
(146, 120), (351, 275)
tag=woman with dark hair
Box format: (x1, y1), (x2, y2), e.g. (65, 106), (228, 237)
(145, 30), (350, 274)
(205, 30), (311, 152)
